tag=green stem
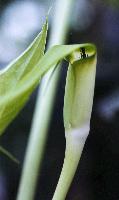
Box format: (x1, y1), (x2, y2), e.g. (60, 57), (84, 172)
(16, 0), (74, 200)
(52, 125), (90, 200)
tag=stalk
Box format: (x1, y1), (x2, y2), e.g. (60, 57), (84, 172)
(16, 0), (74, 200)
(52, 126), (90, 200)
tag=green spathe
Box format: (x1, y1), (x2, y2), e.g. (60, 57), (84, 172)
(52, 45), (97, 200)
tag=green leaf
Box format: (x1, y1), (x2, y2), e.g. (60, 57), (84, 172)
(0, 20), (48, 135)
(0, 20), (48, 96)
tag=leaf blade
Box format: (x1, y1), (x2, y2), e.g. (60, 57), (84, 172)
(0, 20), (48, 96)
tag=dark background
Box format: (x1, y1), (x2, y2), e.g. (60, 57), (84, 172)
(0, 0), (119, 199)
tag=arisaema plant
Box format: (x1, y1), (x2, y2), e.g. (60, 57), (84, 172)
(0, 19), (97, 200)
